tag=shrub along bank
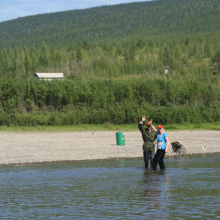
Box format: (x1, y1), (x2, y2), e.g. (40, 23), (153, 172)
(0, 76), (219, 126)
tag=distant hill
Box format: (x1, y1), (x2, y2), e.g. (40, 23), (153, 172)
(0, 0), (220, 48)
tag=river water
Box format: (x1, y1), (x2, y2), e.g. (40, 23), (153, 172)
(0, 154), (219, 219)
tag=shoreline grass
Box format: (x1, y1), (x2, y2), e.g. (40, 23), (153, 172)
(0, 122), (220, 132)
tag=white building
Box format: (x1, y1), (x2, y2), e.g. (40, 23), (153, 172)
(35, 73), (64, 80)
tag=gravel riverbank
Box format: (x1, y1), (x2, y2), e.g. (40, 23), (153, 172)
(0, 130), (219, 165)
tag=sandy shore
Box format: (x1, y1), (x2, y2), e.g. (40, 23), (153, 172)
(0, 130), (219, 165)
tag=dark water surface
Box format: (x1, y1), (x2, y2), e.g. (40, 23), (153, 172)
(0, 154), (219, 219)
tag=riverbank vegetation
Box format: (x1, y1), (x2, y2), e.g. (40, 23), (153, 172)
(0, 74), (219, 126)
(0, 0), (219, 127)
(0, 122), (220, 132)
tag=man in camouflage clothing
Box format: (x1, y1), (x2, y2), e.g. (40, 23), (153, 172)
(138, 116), (157, 168)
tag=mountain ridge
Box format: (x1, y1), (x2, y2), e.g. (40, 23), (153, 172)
(0, 0), (219, 48)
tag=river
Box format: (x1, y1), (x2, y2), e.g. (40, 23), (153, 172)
(0, 154), (219, 219)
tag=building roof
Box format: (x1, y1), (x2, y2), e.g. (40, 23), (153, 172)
(35, 73), (64, 79)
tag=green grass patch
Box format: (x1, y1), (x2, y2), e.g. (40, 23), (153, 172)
(0, 123), (137, 132)
(159, 122), (220, 131)
(0, 122), (220, 132)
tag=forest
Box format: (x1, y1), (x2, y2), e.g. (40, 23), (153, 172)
(0, 0), (219, 126)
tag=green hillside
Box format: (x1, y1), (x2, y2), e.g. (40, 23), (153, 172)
(0, 0), (220, 47)
(0, 0), (220, 127)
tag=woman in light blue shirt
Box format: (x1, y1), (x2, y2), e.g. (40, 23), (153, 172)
(151, 123), (169, 170)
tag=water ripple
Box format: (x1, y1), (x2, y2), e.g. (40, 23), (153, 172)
(0, 154), (219, 219)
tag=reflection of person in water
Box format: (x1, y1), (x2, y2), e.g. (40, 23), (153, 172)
(142, 170), (171, 218)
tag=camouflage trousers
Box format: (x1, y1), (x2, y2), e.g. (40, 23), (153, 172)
(143, 149), (155, 168)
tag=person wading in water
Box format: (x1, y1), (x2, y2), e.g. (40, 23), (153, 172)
(151, 123), (169, 170)
(138, 116), (157, 168)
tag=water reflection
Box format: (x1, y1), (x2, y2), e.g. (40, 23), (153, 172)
(141, 169), (171, 219)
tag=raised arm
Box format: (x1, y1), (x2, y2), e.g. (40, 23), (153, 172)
(149, 119), (157, 132)
(138, 116), (146, 133)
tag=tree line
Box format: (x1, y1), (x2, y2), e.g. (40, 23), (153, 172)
(0, 34), (219, 126)
(0, 0), (219, 126)
(0, 76), (219, 126)
(0, 35), (220, 80)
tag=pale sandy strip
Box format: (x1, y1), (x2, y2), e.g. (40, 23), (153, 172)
(0, 130), (219, 165)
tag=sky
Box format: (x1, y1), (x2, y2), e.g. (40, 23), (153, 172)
(0, 0), (150, 23)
